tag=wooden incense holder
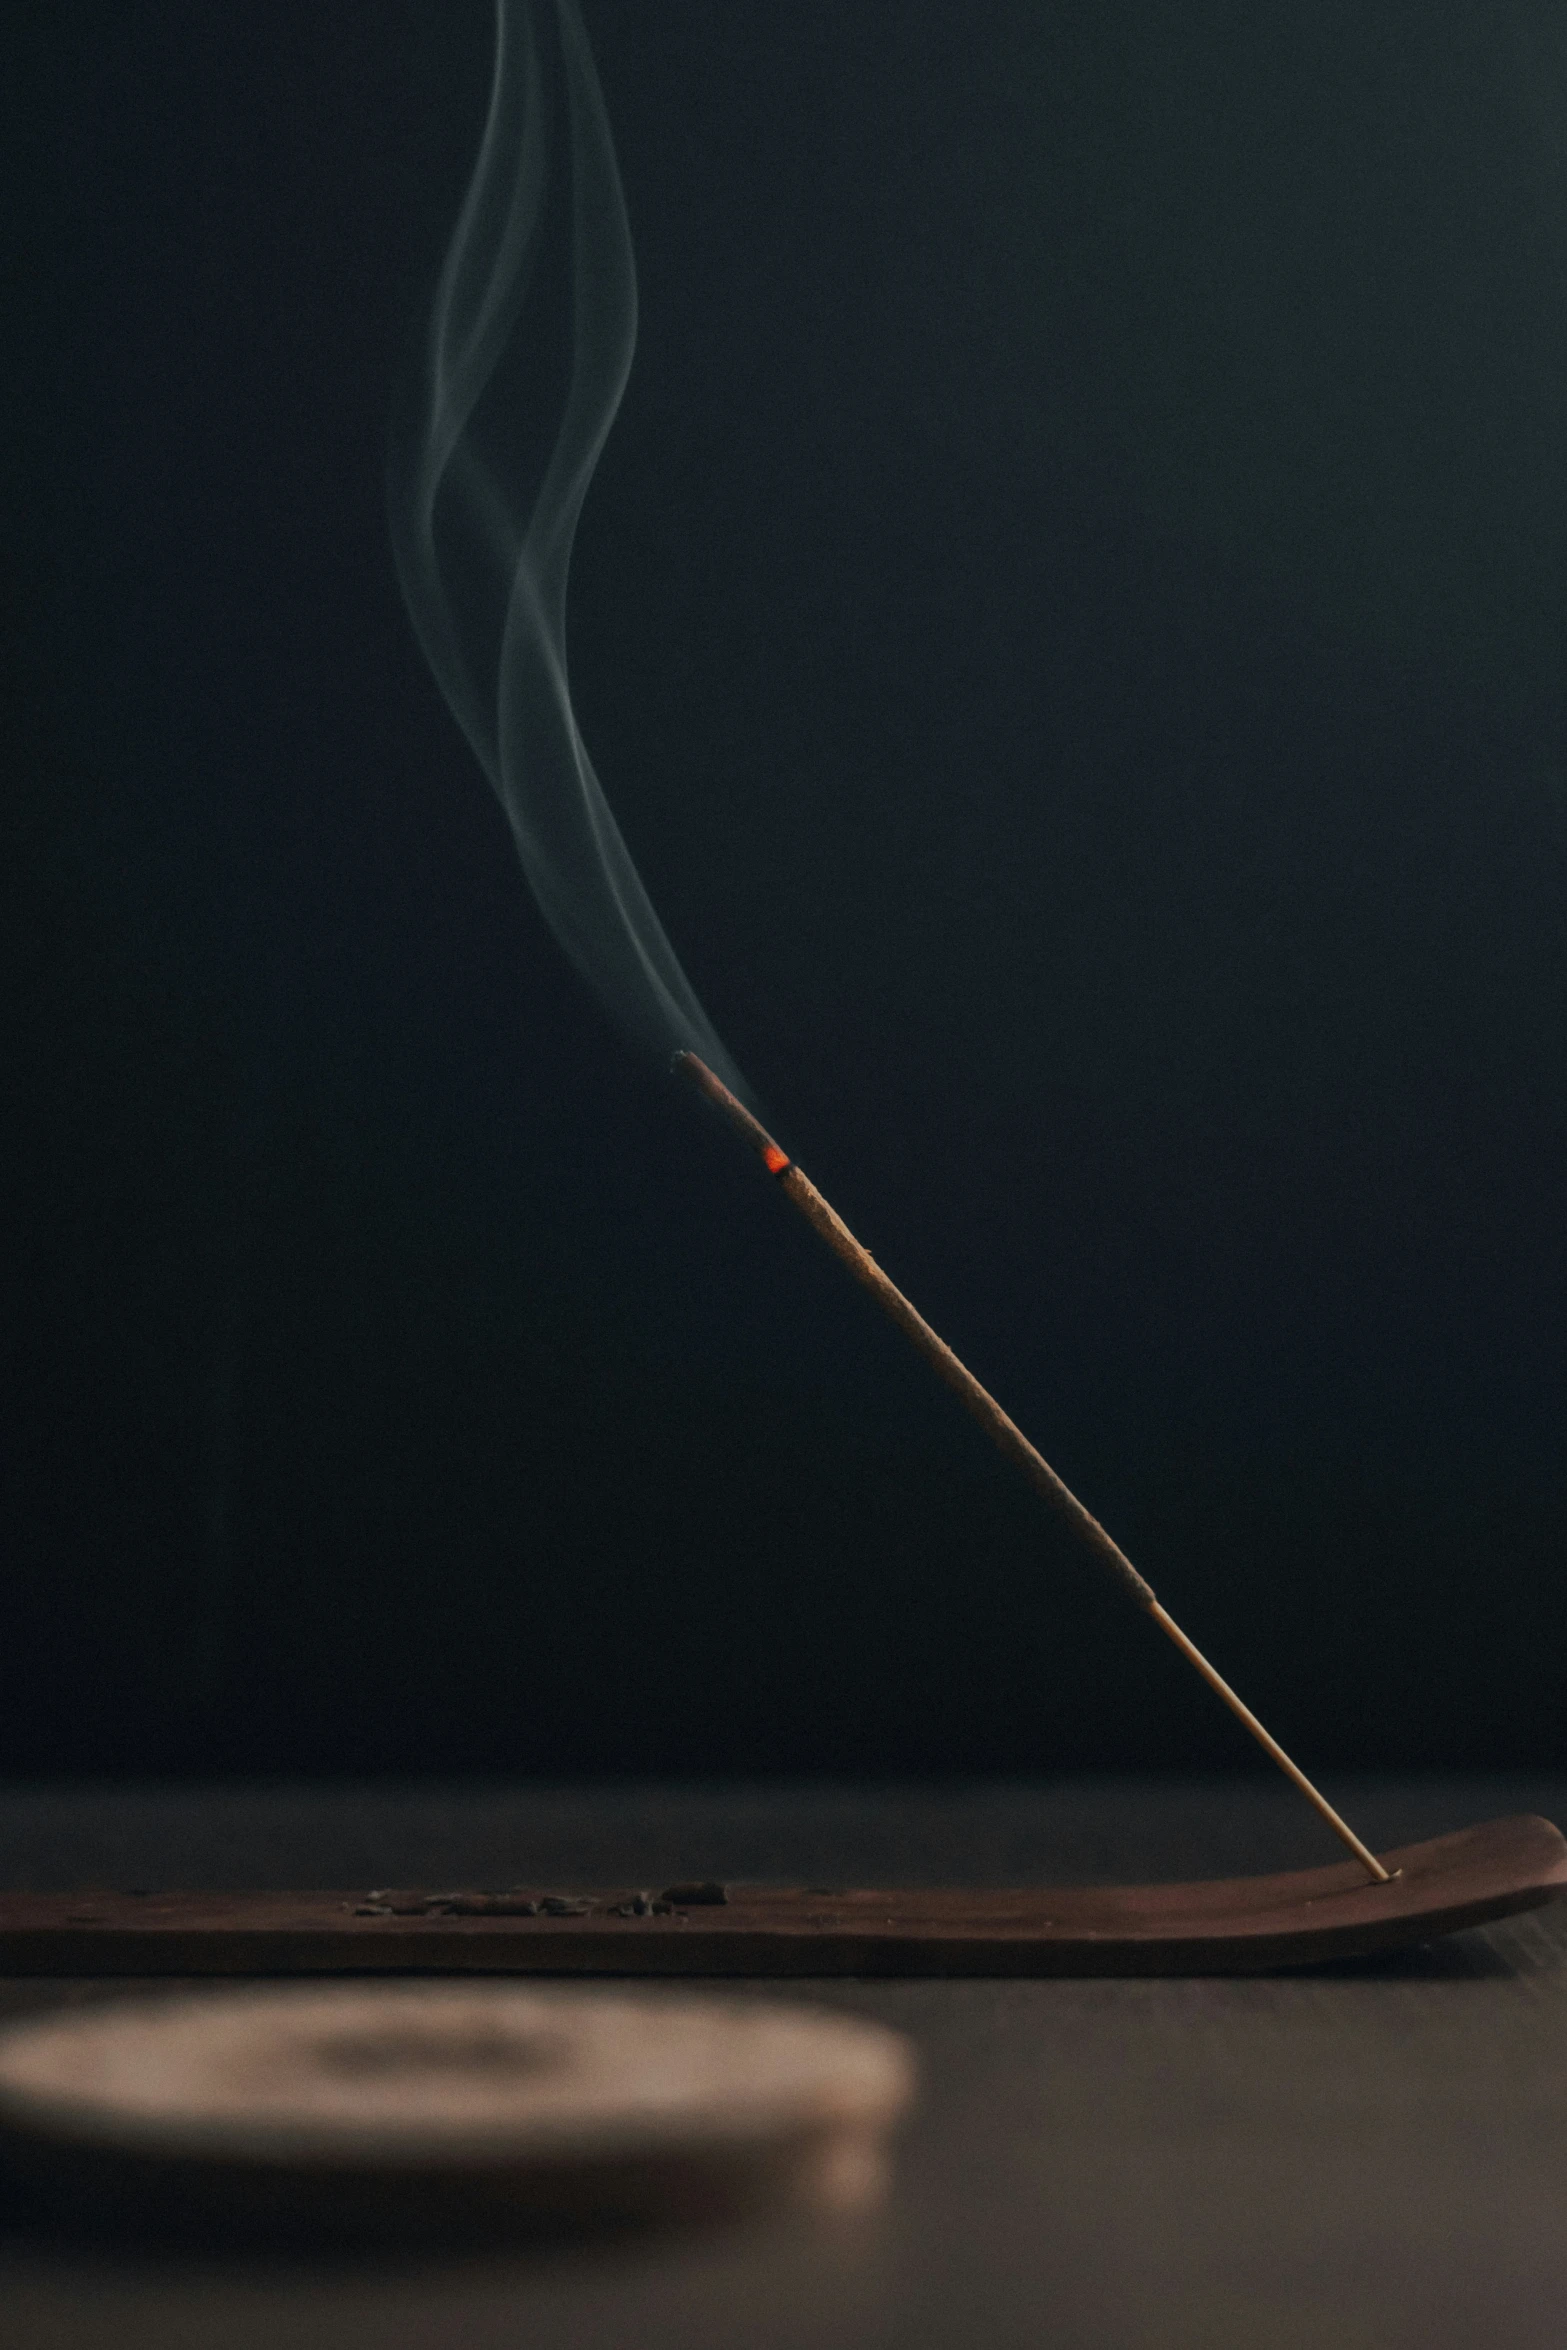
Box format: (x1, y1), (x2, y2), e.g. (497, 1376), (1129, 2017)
(3, 1816), (1562, 1977)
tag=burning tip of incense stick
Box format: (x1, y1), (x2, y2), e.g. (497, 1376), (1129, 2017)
(673, 1051), (792, 1173)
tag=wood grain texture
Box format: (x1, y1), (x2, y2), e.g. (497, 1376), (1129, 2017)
(1, 1815), (1561, 1977)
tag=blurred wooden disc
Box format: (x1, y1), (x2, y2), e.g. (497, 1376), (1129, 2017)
(0, 1984), (915, 2241)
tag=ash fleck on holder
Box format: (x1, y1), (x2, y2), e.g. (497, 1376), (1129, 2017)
(349, 1885), (729, 1921)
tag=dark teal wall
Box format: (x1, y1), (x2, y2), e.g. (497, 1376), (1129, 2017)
(5, 3), (1566, 1772)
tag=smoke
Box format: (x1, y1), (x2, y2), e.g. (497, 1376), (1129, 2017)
(389, 0), (746, 1095)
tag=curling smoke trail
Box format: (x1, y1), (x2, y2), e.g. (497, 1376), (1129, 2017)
(390, 0), (745, 1094)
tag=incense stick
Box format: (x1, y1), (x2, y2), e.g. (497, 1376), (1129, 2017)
(675, 1051), (1391, 1887)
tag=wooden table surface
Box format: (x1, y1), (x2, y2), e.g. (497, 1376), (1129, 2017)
(2, 1775), (1565, 2350)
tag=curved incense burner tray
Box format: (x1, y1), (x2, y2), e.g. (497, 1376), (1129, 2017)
(2, 1816), (1563, 1977)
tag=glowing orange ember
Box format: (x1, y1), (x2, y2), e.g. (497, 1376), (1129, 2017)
(763, 1144), (790, 1175)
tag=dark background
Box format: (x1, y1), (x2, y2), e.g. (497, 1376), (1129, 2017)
(5, 0), (1566, 1778)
